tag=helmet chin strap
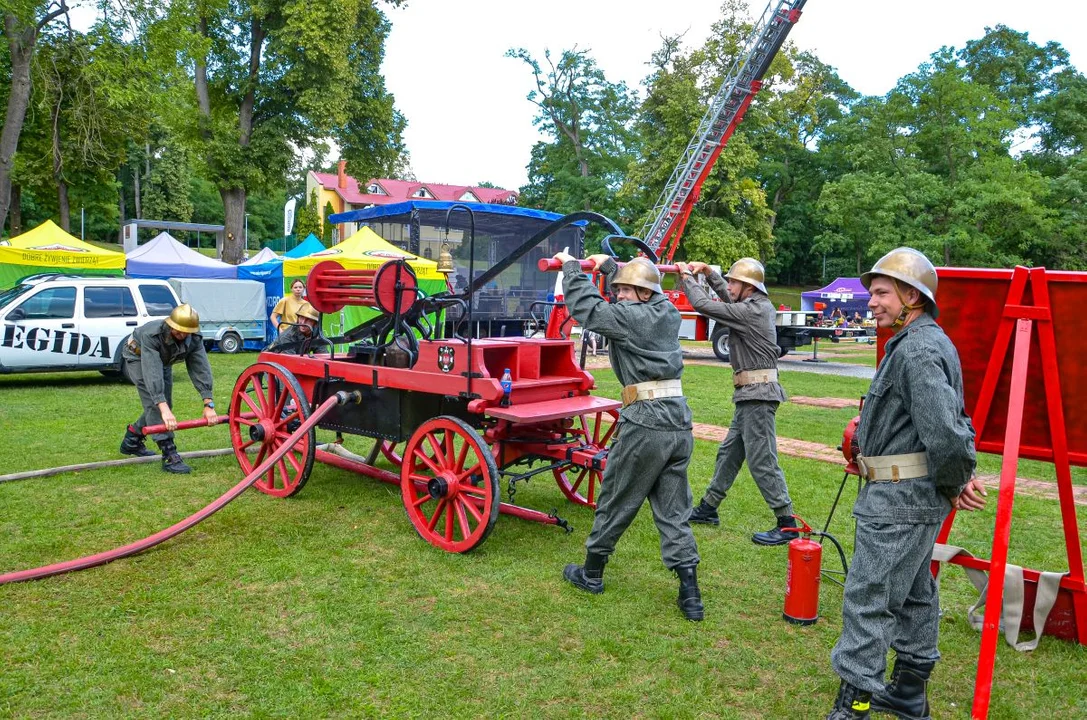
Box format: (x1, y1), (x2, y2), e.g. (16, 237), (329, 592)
(891, 280), (925, 329)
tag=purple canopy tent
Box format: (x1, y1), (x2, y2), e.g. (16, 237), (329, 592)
(800, 277), (870, 317)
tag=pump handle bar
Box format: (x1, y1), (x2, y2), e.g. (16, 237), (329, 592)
(537, 258), (681, 274)
(141, 412), (256, 435)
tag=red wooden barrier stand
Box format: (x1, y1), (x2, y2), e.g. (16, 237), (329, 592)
(926, 266), (1087, 718)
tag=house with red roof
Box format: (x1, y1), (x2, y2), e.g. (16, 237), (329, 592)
(306, 161), (518, 242)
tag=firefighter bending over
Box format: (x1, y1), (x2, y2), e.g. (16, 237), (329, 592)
(555, 251), (704, 622)
(119, 304), (217, 474)
(825, 248), (986, 720)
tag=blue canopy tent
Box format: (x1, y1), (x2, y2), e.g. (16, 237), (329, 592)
(237, 233), (326, 336)
(285, 234), (325, 258)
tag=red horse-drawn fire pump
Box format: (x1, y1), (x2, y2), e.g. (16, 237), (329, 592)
(227, 208), (628, 553)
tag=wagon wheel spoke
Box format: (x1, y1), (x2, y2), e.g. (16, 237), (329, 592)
(411, 444), (444, 475)
(457, 496), (484, 523)
(454, 500), (472, 540)
(425, 431), (449, 468)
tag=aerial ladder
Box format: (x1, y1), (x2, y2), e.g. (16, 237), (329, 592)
(640, 0), (808, 263)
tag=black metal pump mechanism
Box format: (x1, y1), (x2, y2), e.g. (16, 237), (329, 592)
(601, 234), (659, 264)
(444, 203), (476, 399)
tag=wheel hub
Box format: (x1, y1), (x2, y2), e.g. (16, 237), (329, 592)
(249, 424), (265, 442)
(427, 476), (449, 499)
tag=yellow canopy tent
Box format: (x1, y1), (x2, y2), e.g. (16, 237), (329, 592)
(281, 226), (443, 279)
(0, 220), (125, 289)
(281, 226), (448, 343)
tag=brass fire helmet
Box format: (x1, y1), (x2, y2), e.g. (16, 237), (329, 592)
(611, 257), (663, 295)
(296, 303), (320, 322)
(165, 303), (200, 333)
(725, 257), (767, 295)
(860, 247), (939, 319)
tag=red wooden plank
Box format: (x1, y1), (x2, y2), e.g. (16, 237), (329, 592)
(485, 395), (621, 423)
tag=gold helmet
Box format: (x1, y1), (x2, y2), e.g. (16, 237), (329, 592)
(861, 247), (938, 318)
(296, 303), (320, 321)
(611, 257), (662, 295)
(725, 257), (767, 294)
(165, 304), (200, 333)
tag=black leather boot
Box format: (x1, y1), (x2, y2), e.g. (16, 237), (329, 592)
(675, 564), (704, 621)
(871, 657), (934, 720)
(158, 439), (192, 474)
(120, 425), (156, 457)
(563, 552), (606, 594)
(752, 515), (800, 546)
(689, 500), (720, 526)
(826, 679), (871, 719)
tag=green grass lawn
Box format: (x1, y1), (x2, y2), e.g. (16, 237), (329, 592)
(1, 354), (1084, 718)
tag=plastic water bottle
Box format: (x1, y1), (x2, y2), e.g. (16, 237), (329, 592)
(500, 368), (513, 406)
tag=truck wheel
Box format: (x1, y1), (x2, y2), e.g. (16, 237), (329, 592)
(711, 326), (730, 363)
(219, 331), (242, 354)
(778, 345), (790, 359)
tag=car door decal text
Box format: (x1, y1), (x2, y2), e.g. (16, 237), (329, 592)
(2, 324), (111, 358)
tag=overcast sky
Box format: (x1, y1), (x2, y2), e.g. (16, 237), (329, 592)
(381, 0), (1087, 191)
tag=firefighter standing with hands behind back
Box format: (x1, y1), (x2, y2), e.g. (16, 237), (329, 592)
(554, 251), (704, 622)
(825, 248), (986, 720)
(673, 257), (800, 546)
(119, 304), (218, 474)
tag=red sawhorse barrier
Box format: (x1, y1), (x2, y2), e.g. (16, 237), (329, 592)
(876, 266), (1087, 718)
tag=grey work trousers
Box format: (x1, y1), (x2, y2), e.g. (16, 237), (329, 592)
(831, 517), (942, 692)
(585, 421), (700, 570)
(126, 358), (174, 444)
(702, 399), (793, 517)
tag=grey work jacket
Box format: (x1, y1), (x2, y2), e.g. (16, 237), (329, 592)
(680, 270), (786, 403)
(854, 314), (976, 524)
(122, 319), (214, 406)
(563, 258), (692, 431)
(265, 325), (310, 355)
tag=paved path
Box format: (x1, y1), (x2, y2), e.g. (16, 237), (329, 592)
(677, 346), (876, 379)
(584, 353), (1083, 506)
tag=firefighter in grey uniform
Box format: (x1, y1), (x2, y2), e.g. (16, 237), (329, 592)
(119, 304), (218, 474)
(826, 248), (987, 720)
(674, 258), (798, 545)
(555, 252), (704, 622)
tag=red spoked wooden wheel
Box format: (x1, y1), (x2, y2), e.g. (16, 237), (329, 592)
(401, 416), (500, 553)
(553, 409), (619, 508)
(229, 362), (316, 498)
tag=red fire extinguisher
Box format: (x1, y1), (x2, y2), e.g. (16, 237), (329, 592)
(783, 515), (824, 626)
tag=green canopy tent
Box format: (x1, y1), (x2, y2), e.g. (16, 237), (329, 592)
(0, 221), (124, 290)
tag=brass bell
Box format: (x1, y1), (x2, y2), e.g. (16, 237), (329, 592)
(436, 243), (455, 274)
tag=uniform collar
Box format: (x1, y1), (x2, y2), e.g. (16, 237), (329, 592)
(884, 313), (937, 352)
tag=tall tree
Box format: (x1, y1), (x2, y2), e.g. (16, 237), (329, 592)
(150, 0), (405, 263)
(509, 46), (638, 218)
(291, 188), (321, 245)
(0, 0), (70, 234)
(15, 17), (148, 235)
